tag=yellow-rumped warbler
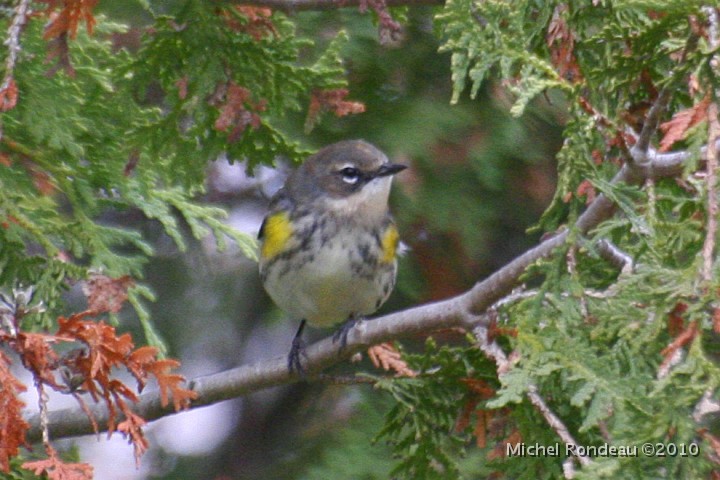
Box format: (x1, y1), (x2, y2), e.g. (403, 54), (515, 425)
(258, 140), (406, 373)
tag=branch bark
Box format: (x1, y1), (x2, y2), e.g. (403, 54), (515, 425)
(24, 142), (717, 444)
(703, 6), (720, 284)
(216, 0), (443, 13)
(0, 0), (30, 139)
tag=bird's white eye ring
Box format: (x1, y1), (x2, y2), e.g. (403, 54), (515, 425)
(339, 166), (361, 184)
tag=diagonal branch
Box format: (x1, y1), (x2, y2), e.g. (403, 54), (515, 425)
(526, 384), (591, 468)
(29, 298), (474, 442)
(475, 318), (591, 471)
(630, 87), (672, 166)
(629, 33), (700, 168)
(24, 141), (719, 443)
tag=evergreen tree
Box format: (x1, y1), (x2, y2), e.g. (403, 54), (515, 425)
(1, 1), (720, 479)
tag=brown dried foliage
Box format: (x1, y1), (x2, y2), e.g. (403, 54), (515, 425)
(212, 82), (266, 143)
(222, 6), (277, 41)
(45, 34), (75, 77)
(454, 378), (499, 448)
(0, 351), (29, 472)
(83, 274), (134, 314)
(22, 445), (93, 480)
(40, 0), (98, 40)
(659, 95), (711, 152)
(176, 76), (189, 101)
(116, 403), (149, 465)
(487, 317), (518, 343)
(699, 428), (720, 470)
(575, 179), (596, 204)
(0, 278), (196, 475)
(0, 79), (18, 112)
(455, 376), (517, 475)
(667, 302), (688, 337)
(305, 88), (365, 133)
(124, 150), (140, 177)
(546, 5), (582, 82)
(490, 428), (522, 460)
(359, 0), (402, 44)
(660, 313), (698, 371)
(368, 342), (417, 377)
(32, 0), (100, 76)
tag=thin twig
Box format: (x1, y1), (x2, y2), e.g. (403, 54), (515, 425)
(704, 102), (719, 283)
(36, 382), (50, 448)
(473, 325), (510, 371)
(597, 420), (612, 443)
(657, 348), (683, 379)
(629, 32), (700, 167)
(491, 287), (538, 311)
(1, 0), (30, 91)
(469, 1), (488, 27)
(595, 239), (634, 273)
(705, 6), (720, 71)
(526, 384), (591, 467)
(703, 7), (720, 284)
(566, 246), (590, 319)
(630, 87), (671, 167)
(562, 458), (576, 479)
(646, 175), (657, 228)
(693, 389), (720, 423)
(315, 373), (378, 385)
(472, 325), (591, 471)
(0, 0), (30, 140)
(629, 138), (716, 179)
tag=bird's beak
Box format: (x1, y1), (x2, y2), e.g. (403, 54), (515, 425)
(376, 163), (407, 178)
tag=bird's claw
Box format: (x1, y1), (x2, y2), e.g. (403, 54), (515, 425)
(332, 317), (360, 352)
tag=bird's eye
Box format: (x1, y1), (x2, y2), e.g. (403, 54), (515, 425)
(339, 166), (361, 184)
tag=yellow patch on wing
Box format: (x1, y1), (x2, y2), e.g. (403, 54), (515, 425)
(261, 212), (293, 260)
(380, 224), (400, 263)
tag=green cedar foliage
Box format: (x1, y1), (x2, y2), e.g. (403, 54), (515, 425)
(0, 2), (347, 339)
(369, 1), (720, 479)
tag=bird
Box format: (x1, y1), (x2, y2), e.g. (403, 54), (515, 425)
(258, 140), (406, 373)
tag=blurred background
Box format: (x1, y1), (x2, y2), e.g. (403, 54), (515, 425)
(45, 0), (564, 478)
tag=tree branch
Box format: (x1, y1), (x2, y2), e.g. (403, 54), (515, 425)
(216, 0), (443, 13)
(27, 298), (473, 443)
(703, 7), (720, 284)
(24, 141), (719, 443)
(0, 0), (30, 139)
(628, 32), (699, 169)
(526, 384), (592, 468)
(630, 88), (671, 167)
(474, 319), (591, 472)
(703, 103), (719, 283)
(595, 239), (634, 273)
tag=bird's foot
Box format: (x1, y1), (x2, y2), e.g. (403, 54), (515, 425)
(288, 335), (307, 376)
(332, 316), (361, 352)
(288, 319), (308, 376)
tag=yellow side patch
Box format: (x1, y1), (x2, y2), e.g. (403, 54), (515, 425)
(380, 224), (399, 263)
(261, 212), (293, 260)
